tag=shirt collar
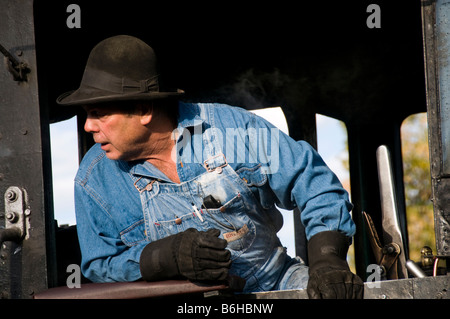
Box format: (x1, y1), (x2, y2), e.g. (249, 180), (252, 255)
(177, 101), (204, 128)
(126, 160), (169, 181)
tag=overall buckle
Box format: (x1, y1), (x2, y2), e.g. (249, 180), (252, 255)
(203, 154), (228, 173)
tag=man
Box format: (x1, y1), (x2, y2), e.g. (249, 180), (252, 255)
(57, 35), (363, 298)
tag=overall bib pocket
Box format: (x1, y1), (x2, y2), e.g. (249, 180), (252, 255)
(202, 193), (256, 259)
(150, 192), (257, 260)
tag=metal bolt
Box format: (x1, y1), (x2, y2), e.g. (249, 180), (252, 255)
(382, 244), (395, 255)
(6, 191), (17, 202)
(6, 212), (17, 222)
(436, 292), (444, 299)
(6, 190), (17, 202)
(378, 265), (386, 276)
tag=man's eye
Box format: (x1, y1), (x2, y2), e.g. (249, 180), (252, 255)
(90, 110), (106, 118)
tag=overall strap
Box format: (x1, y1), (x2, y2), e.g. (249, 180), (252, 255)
(121, 160), (157, 193)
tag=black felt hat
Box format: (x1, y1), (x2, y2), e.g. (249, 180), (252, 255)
(57, 35), (184, 106)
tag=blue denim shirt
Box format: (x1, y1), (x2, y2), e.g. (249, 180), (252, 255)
(74, 102), (355, 292)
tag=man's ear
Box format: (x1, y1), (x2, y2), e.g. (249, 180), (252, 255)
(137, 102), (153, 125)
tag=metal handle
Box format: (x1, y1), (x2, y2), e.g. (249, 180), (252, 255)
(0, 227), (22, 246)
(406, 260), (427, 278)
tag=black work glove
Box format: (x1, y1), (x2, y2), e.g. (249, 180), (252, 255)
(140, 228), (231, 282)
(307, 230), (364, 299)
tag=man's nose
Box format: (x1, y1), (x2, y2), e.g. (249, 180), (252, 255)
(84, 117), (98, 133)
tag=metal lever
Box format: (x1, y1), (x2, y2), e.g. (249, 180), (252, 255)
(0, 187), (29, 247)
(0, 43), (30, 82)
(376, 145), (408, 279)
(363, 211), (402, 279)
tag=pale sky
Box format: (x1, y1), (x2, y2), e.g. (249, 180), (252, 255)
(49, 108), (349, 257)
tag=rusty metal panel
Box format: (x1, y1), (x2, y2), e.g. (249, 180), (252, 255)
(0, 0), (55, 298)
(436, 0), (450, 175)
(247, 276), (450, 299)
(34, 280), (229, 299)
(422, 0), (450, 257)
(413, 275), (450, 298)
(363, 279), (414, 299)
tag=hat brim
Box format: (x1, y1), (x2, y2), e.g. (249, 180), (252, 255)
(56, 86), (184, 106)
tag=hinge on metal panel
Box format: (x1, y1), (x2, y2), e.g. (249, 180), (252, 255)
(0, 187), (29, 247)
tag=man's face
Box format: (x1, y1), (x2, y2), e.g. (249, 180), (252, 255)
(83, 104), (150, 161)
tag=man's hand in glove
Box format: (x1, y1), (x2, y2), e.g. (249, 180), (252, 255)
(140, 228), (231, 282)
(307, 230), (364, 299)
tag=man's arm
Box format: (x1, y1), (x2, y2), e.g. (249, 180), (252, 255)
(75, 183), (145, 282)
(234, 109), (362, 298)
(255, 116), (363, 298)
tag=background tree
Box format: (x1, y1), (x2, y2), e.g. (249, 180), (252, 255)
(401, 113), (435, 262)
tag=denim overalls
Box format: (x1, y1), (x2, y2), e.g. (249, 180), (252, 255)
(129, 104), (306, 292)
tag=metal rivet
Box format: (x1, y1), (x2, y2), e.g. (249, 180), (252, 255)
(6, 191), (17, 202)
(175, 218), (182, 225)
(6, 212), (17, 222)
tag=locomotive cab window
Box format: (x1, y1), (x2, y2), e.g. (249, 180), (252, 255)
(400, 112), (436, 262)
(50, 116), (79, 227)
(316, 114), (354, 271)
